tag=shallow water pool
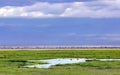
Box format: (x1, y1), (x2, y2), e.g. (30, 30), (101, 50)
(24, 58), (120, 68)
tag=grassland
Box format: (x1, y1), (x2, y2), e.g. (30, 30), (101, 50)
(0, 49), (120, 75)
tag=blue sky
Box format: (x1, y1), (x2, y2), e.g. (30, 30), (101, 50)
(0, 0), (120, 46)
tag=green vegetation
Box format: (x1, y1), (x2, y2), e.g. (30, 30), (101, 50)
(0, 49), (120, 75)
(79, 61), (120, 69)
(57, 61), (120, 69)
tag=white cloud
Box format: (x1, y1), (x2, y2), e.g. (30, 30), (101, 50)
(0, 0), (120, 18)
(99, 37), (120, 41)
(97, 34), (120, 41)
(66, 33), (120, 41)
(67, 32), (78, 36)
(0, 22), (23, 26)
(81, 34), (120, 41)
(37, 24), (51, 27)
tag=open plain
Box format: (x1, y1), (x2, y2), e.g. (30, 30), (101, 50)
(0, 49), (120, 75)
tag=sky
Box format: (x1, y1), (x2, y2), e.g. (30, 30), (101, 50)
(0, 0), (120, 46)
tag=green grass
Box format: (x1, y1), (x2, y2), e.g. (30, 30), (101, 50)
(0, 49), (120, 60)
(0, 49), (120, 75)
(57, 61), (120, 69)
(79, 61), (120, 69)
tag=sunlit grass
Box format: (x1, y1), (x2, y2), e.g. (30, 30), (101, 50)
(0, 49), (120, 75)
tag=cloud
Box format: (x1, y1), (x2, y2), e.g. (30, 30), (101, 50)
(0, 22), (23, 27)
(84, 34), (120, 41)
(97, 34), (120, 41)
(36, 24), (51, 27)
(0, 0), (120, 18)
(67, 32), (78, 36)
(0, 0), (96, 7)
(66, 33), (120, 41)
